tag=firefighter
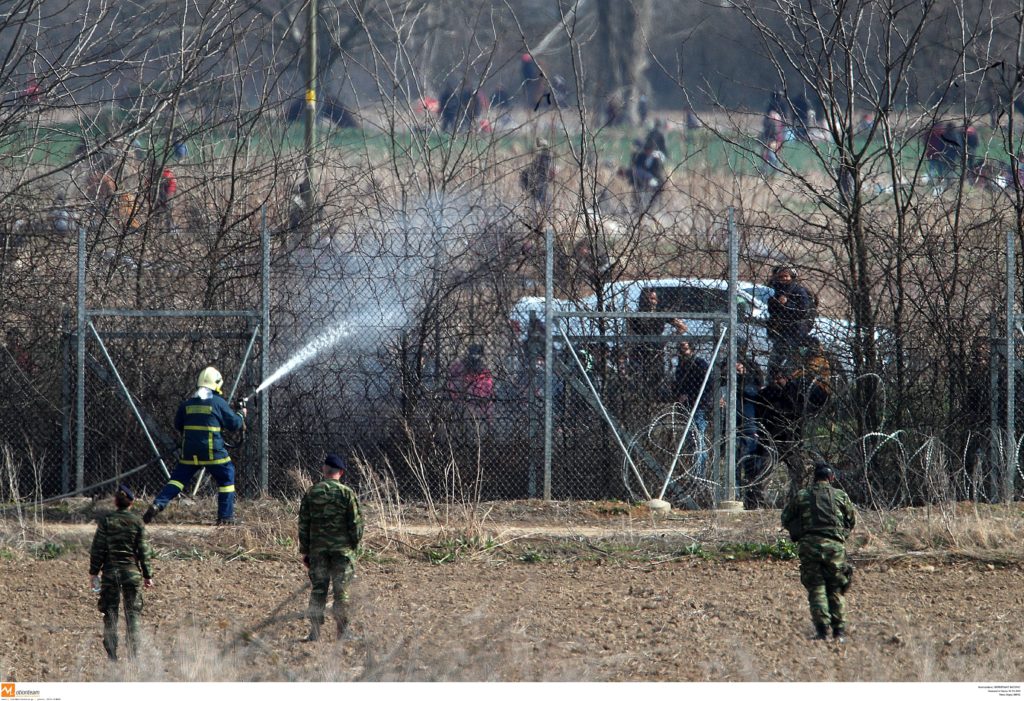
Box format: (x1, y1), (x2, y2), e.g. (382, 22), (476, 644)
(144, 366), (246, 525)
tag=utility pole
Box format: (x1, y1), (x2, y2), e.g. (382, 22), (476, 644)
(304, 0), (317, 214)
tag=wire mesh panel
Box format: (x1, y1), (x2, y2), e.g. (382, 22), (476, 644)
(0, 217), (79, 502)
(76, 315), (260, 499)
(264, 200), (536, 500)
(4, 209), (1024, 510)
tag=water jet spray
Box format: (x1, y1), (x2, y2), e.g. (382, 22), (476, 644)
(242, 318), (355, 406)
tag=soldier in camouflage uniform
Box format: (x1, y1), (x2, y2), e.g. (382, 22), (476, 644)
(298, 453), (363, 642)
(781, 462), (856, 642)
(88, 485), (154, 660)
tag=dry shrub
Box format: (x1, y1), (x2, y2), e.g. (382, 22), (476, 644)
(856, 502), (1024, 557)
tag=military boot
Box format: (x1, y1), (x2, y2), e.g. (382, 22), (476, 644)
(103, 639), (118, 661)
(813, 623), (829, 640)
(832, 627), (846, 643)
(142, 504), (163, 524)
(333, 603), (349, 638)
(305, 619), (321, 642)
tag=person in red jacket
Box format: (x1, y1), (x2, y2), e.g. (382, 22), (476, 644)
(447, 344), (495, 421)
(155, 166), (177, 230)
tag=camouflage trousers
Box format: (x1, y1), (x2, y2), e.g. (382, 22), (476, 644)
(97, 568), (144, 659)
(798, 537), (850, 631)
(307, 551), (355, 626)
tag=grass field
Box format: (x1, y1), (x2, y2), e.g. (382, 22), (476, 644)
(6, 107), (1015, 182)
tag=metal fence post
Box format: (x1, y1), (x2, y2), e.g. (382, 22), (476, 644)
(60, 310), (72, 494)
(1006, 230), (1017, 504)
(543, 226), (553, 500)
(724, 208), (738, 504)
(76, 222), (86, 492)
(261, 211), (271, 492)
(989, 314), (1000, 501)
(527, 310), (538, 499)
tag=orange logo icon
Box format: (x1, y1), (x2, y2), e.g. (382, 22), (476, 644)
(1, 683), (14, 698)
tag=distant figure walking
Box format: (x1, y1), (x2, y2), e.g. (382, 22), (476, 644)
(521, 54), (544, 110)
(644, 119), (668, 158)
(157, 166), (177, 229)
(619, 140), (666, 210)
(520, 137), (555, 214)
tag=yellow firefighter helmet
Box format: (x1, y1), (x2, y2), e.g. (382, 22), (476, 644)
(197, 366), (224, 392)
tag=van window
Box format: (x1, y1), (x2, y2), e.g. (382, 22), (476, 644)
(657, 286), (730, 314)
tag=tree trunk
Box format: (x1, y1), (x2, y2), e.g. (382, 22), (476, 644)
(593, 0), (651, 126)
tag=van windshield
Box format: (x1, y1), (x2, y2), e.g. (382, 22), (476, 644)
(656, 286), (730, 314)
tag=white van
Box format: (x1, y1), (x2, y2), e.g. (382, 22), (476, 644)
(509, 277), (863, 374)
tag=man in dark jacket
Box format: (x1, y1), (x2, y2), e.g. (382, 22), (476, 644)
(734, 357), (768, 509)
(766, 266), (813, 373)
(89, 485), (154, 660)
(781, 463), (857, 642)
(299, 453), (363, 641)
(440, 82), (459, 133)
(644, 118), (668, 158)
(144, 366), (246, 525)
(626, 141), (667, 209)
(756, 367), (808, 502)
(674, 341), (712, 478)
(627, 288), (687, 398)
(521, 54), (543, 109)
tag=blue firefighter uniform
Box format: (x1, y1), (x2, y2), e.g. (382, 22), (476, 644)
(152, 386), (245, 522)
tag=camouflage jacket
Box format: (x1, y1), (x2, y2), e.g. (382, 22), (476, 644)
(89, 508), (153, 578)
(298, 478), (363, 557)
(781, 481), (856, 543)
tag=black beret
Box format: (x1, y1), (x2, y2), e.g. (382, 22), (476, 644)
(324, 453), (346, 472)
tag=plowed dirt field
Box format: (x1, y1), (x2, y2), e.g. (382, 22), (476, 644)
(1, 499), (1022, 682)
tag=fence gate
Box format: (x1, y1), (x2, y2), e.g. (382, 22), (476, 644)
(63, 221), (270, 500)
(538, 209), (743, 508)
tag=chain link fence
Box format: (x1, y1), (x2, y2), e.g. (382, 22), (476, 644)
(1, 111), (1024, 511)
(4, 223), (1021, 511)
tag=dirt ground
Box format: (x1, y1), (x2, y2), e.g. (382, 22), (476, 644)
(1, 499), (1023, 683)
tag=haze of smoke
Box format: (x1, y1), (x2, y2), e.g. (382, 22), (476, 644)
(258, 195), (478, 394)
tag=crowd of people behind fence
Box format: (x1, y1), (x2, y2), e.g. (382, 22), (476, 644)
(22, 58), (1019, 512)
(444, 263), (833, 510)
(758, 89), (1024, 196)
(49, 135), (185, 237)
